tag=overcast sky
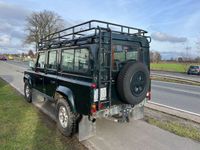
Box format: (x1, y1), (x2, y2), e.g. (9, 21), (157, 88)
(0, 0), (200, 58)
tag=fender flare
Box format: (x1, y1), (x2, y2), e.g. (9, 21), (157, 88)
(55, 86), (76, 112)
(24, 74), (32, 86)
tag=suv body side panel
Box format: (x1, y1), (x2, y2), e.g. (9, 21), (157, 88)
(44, 71), (58, 97)
(33, 70), (44, 92)
(56, 86), (76, 112)
(57, 73), (92, 115)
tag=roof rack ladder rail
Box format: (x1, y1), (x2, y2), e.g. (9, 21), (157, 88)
(97, 26), (102, 110)
(108, 28), (112, 108)
(100, 28), (112, 109)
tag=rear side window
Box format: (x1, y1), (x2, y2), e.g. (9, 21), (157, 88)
(47, 51), (57, 70)
(36, 53), (45, 68)
(61, 49), (74, 72)
(74, 48), (89, 72)
(61, 48), (90, 73)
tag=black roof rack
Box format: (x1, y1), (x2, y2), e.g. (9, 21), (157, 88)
(38, 20), (148, 50)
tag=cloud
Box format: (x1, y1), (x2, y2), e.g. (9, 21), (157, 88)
(0, 35), (11, 46)
(151, 32), (187, 43)
(0, 2), (30, 52)
(0, 1), (30, 25)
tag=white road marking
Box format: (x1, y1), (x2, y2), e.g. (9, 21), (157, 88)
(148, 101), (200, 117)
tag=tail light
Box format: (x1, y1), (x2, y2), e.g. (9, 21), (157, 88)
(90, 83), (97, 89)
(91, 103), (97, 114)
(146, 91), (151, 100)
(99, 102), (104, 109)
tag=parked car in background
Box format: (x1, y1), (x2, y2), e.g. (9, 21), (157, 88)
(0, 55), (7, 61)
(8, 55), (14, 60)
(187, 65), (200, 75)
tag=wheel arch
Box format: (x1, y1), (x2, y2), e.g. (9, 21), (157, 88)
(55, 86), (76, 112)
(24, 73), (32, 86)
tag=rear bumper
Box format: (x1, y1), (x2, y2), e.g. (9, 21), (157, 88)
(95, 99), (146, 121)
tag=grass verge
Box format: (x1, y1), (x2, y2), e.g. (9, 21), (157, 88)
(150, 63), (199, 73)
(151, 76), (200, 86)
(144, 108), (200, 142)
(0, 78), (86, 150)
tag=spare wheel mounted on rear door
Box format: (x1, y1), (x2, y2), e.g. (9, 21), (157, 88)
(117, 61), (150, 105)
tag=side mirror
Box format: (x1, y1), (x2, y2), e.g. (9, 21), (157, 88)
(29, 60), (35, 69)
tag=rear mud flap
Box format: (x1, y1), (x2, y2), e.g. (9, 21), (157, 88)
(130, 105), (144, 120)
(79, 116), (96, 141)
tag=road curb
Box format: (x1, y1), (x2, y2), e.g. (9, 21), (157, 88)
(145, 102), (200, 124)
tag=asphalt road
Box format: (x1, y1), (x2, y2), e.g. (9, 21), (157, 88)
(0, 60), (200, 150)
(6, 60), (29, 68)
(152, 80), (200, 114)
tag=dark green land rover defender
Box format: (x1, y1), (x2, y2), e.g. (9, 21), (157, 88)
(23, 20), (151, 141)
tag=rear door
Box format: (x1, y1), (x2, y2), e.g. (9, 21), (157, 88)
(44, 50), (58, 97)
(34, 52), (45, 92)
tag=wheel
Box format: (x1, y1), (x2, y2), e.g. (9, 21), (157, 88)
(24, 81), (32, 103)
(117, 62), (150, 105)
(56, 97), (76, 137)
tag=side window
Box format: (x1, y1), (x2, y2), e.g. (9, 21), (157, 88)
(47, 51), (57, 69)
(36, 53), (45, 69)
(61, 49), (74, 72)
(74, 48), (89, 73)
(61, 48), (90, 73)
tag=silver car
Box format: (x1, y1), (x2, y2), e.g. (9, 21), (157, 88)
(187, 65), (200, 75)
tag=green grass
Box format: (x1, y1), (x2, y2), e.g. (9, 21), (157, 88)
(150, 63), (193, 73)
(145, 116), (200, 142)
(0, 79), (86, 150)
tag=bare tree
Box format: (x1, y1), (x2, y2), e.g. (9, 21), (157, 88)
(150, 51), (154, 62)
(150, 51), (162, 63)
(25, 10), (64, 52)
(154, 52), (162, 63)
(28, 50), (34, 58)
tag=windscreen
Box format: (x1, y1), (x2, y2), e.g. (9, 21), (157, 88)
(190, 66), (199, 69)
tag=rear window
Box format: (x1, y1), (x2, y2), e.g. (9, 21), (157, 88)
(113, 44), (138, 62)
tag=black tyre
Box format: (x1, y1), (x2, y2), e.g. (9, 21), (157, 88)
(117, 62), (150, 105)
(56, 97), (76, 137)
(24, 81), (32, 103)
